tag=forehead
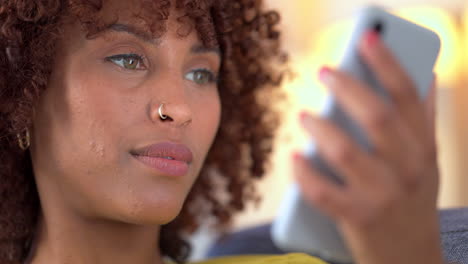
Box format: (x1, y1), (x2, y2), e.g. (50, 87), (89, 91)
(96, 0), (167, 21)
(69, 0), (220, 49)
(89, 0), (181, 35)
(76, 0), (218, 47)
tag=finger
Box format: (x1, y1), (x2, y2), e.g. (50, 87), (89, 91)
(300, 112), (382, 189)
(358, 30), (427, 141)
(425, 75), (437, 142)
(294, 151), (405, 228)
(422, 75), (438, 164)
(292, 152), (351, 221)
(318, 67), (417, 175)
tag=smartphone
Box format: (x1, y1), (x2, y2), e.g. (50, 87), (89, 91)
(271, 5), (441, 264)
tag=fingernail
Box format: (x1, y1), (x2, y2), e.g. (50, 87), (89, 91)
(318, 66), (333, 84)
(364, 30), (379, 48)
(300, 111), (310, 123)
(292, 152), (302, 161)
(300, 112), (316, 129)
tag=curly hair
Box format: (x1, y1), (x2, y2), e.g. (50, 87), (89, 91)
(0, 0), (286, 263)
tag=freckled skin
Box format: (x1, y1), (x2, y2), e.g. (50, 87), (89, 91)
(26, 1), (221, 263)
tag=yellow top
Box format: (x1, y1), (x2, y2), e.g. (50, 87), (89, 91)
(188, 253), (328, 264)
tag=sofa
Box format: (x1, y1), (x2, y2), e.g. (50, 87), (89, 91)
(206, 208), (468, 264)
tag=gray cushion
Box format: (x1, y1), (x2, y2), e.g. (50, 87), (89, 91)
(206, 208), (468, 264)
(440, 208), (468, 264)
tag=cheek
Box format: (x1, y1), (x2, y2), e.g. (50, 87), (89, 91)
(66, 75), (120, 159)
(196, 90), (221, 147)
(34, 61), (134, 210)
(187, 90), (220, 176)
(63, 68), (141, 186)
(35, 61), (118, 167)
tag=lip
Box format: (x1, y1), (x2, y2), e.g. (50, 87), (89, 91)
(131, 142), (193, 177)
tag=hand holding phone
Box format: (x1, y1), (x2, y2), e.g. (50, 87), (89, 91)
(272, 6), (442, 264)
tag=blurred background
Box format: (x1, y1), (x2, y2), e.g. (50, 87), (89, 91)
(190, 0), (468, 259)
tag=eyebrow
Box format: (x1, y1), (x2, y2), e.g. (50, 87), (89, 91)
(107, 23), (155, 43)
(106, 23), (221, 56)
(191, 44), (221, 57)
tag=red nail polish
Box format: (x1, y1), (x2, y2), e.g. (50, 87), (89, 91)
(365, 30), (379, 47)
(292, 152), (302, 161)
(300, 111), (309, 122)
(318, 66), (332, 82)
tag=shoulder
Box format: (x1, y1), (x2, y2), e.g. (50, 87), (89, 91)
(190, 253), (329, 264)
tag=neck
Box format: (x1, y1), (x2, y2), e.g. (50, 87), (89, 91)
(26, 211), (165, 264)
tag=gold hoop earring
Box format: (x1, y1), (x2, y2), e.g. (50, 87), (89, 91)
(16, 129), (30, 151)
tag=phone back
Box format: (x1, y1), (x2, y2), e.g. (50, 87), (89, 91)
(271, 6), (440, 264)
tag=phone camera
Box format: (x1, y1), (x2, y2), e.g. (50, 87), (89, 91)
(373, 21), (384, 34)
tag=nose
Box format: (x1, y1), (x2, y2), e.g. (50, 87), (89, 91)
(148, 83), (192, 128)
(150, 101), (192, 127)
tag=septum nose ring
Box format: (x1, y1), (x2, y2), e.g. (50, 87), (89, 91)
(158, 103), (168, 120)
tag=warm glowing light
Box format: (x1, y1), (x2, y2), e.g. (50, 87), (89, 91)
(287, 6), (462, 118)
(464, 6), (468, 69)
(281, 5), (464, 161)
(397, 7), (463, 87)
(287, 20), (353, 113)
(281, 20), (354, 155)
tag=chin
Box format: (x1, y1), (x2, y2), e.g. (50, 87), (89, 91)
(115, 192), (188, 226)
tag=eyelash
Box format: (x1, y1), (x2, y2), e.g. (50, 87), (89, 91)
(105, 53), (147, 71)
(105, 53), (219, 85)
(186, 68), (219, 85)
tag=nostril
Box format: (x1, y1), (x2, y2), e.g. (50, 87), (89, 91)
(149, 101), (192, 125)
(160, 115), (173, 122)
(159, 103), (169, 120)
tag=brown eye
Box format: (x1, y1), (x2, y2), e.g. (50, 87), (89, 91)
(123, 58), (138, 70)
(106, 54), (146, 70)
(185, 69), (217, 85)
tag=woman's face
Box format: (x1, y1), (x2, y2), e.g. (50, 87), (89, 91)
(30, 0), (221, 225)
